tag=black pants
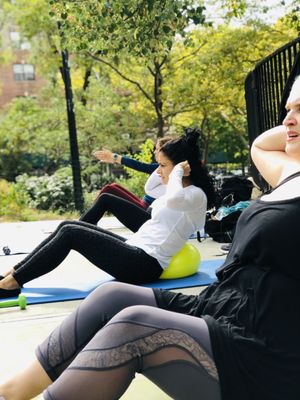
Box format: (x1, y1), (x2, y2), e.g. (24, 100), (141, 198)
(12, 220), (162, 286)
(80, 193), (151, 232)
(37, 282), (220, 400)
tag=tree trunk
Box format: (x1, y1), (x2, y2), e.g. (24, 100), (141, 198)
(81, 67), (92, 106)
(154, 61), (164, 137)
(61, 49), (84, 212)
(201, 117), (210, 164)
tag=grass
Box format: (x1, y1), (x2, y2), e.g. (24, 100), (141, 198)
(0, 208), (80, 223)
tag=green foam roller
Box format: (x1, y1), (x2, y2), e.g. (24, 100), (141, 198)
(0, 294), (27, 310)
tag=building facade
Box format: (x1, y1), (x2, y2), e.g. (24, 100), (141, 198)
(0, 24), (44, 108)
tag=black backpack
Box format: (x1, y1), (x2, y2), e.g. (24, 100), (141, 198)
(215, 176), (254, 209)
(205, 210), (242, 243)
(205, 176), (254, 243)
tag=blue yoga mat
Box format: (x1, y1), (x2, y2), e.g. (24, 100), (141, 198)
(0, 258), (225, 306)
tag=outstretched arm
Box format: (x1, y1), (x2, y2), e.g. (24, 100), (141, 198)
(93, 149), (157, 174)
(93, 149), (122, 164)
(121, 156), (158, 173)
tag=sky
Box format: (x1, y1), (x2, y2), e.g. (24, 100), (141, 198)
(204, 0), (294, 26)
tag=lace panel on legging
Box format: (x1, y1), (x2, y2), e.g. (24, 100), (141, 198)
(69, 321), (219, 381)
(46, 316), (77, 369)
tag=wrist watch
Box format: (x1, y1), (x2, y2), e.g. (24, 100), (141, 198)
(113, 153), (119, 162)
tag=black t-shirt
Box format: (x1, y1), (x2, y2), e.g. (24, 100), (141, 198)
(155, 178), (300, 399)
(205, 196), (300, 400)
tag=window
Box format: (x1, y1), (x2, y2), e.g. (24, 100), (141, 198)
(13, 64), (35, 81)
(10, 31), (31, 50)
(10, 31), (20, 49)
(20, 41), (31, 50)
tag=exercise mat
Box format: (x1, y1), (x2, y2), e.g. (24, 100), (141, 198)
(0, 258), (224, 306)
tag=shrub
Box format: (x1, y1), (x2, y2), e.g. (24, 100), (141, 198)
(81, 163), (113, 192)
(15, 167), (80, 213)
(0, 179), (31, 221)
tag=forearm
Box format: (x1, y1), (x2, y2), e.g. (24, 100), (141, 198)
(144, 170), (166, 198)
(121, 156), (157, 173)
(165, 166), (189, 209)
(251, 125), (290, 187)
(251, 125), (286, 152)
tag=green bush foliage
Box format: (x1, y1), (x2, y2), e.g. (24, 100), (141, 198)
(0, 179), (32, 221)
(81, 163), (113, 192)
(15, 167), (79, 213)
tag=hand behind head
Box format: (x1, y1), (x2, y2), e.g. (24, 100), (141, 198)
(179, 160), (191, 176)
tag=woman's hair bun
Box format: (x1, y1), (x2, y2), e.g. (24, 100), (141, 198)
(183, 127), (201, 146)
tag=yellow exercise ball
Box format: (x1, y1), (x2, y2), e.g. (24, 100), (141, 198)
(159, 243), (201, 280)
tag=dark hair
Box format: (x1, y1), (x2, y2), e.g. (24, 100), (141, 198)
(156, 135), (173, 148)
(159, 127), (216, 208)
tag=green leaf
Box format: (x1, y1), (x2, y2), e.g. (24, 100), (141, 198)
(162, 25), (171, 33)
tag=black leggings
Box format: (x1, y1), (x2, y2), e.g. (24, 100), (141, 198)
(80, 193), (151, 232)
(12, 220), (162, 286)
(37, 282), (221, 400)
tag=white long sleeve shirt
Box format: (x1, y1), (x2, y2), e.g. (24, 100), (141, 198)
(126, 164), (207, 269)
(144, 169), (166, 199)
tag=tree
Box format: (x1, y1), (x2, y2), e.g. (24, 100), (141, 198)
(2, 0), (85, 210)
(50, 0), (207, 136)
(0, 94), (70, 180)
(1, 0), (297, 181)
(167, 21), (297, 164)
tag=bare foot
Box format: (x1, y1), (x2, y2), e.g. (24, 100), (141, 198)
(2, 269), (14, 278)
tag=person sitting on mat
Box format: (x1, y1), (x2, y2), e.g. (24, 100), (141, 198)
(1, 77), (300, 400)
(79, 137), (172, 232)
(79, 130), (211, 235)
(0, 128), (215, 299)
(93, 135), (172, 210)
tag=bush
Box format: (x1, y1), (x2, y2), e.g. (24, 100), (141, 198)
(0, 179), (32, 221)
(15, 167), (80, 213)
(81, 163), (113, 192)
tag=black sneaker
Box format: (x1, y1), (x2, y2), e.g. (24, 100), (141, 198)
(0, 275), (21, 298)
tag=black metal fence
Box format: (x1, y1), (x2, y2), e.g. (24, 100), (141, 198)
(245, 36), (300, 189)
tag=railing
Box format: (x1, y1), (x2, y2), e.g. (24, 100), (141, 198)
(245, 36), (300, 189)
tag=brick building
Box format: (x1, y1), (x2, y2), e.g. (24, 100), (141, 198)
(0, 24), (45, 108)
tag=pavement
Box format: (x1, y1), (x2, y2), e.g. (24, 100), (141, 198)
(0, 217), (225, 399)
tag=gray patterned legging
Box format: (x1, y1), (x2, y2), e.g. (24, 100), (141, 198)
(37, 282), (221, 400)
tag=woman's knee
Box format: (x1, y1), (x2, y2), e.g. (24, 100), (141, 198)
(100, 183), (116, 195)
(57, 219), (76, 229)
(86, 283), (156, 320)
(89, 282), (145, 306)
(91, 281), (128, 299)
(109, 304), (155, 326)
(56, 221), (83, 239)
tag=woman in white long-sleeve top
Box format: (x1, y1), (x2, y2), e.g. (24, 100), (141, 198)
(0, 128), (215, 298)
(79, 136), (171, 230)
